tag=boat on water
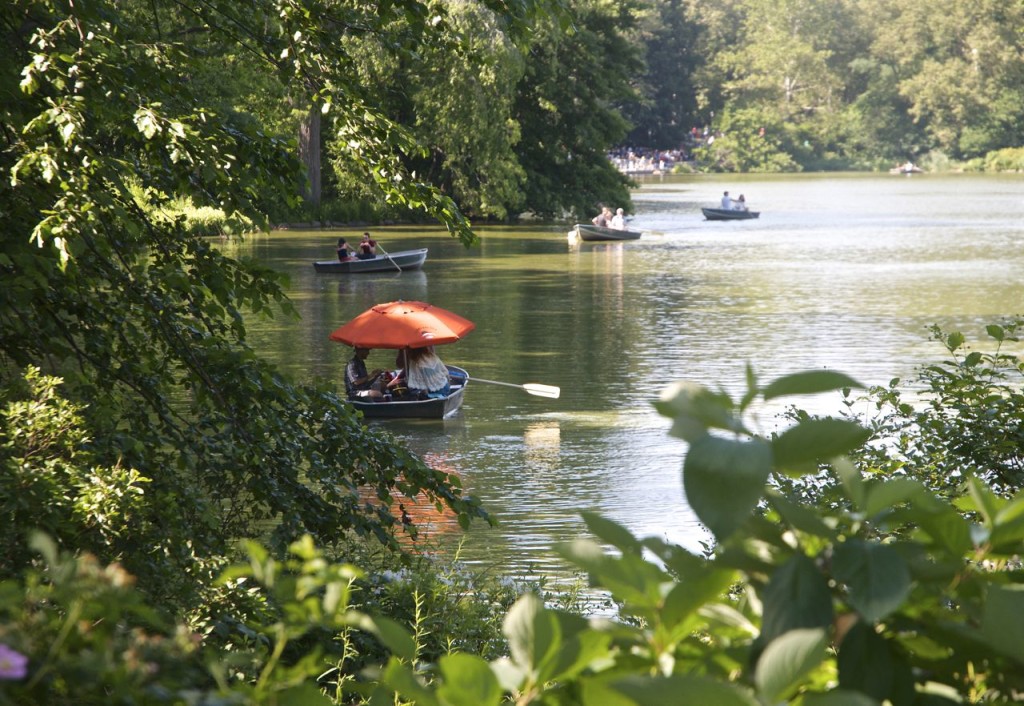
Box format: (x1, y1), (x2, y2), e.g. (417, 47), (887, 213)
(701, 207), (760, 221)
(573, 224), (643, 242)
(313, 248), (428, 273)
(349, 366), (468, 419)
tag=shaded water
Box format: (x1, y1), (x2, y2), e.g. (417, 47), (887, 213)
(238, 173), (1024, 585)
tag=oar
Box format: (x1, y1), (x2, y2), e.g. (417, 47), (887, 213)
(469, 377), (561, 399)
(376, 243), (403, 273)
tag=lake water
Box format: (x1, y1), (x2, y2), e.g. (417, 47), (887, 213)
(238, 172), (1024, 589)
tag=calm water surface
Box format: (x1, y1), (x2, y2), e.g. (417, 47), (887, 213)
(238, 173), (1024, 586)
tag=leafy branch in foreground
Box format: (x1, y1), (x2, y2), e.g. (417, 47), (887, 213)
(374, 368), (1024, 704)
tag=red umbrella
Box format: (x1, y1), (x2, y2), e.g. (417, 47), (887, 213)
(329, 300), (475, 349)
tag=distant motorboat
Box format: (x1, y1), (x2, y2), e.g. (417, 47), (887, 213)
(701, 207), (760, 221)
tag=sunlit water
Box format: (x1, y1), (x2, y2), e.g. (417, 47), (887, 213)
(237, 173), (1024, 589)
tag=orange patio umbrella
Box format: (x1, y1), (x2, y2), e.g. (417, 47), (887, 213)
(328, 300), (475, 349)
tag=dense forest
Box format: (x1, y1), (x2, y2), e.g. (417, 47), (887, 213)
(3, 0), (1024, 703)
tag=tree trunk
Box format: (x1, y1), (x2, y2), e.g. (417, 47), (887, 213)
(299, 106), (321, 208)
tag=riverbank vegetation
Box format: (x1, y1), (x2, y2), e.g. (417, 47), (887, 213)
(4, 0), (1024, 702)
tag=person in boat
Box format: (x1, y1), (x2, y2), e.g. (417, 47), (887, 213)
(734, 194), (747, 211)
(591, 207), (612, 228)
(336, 237), (351, 261)
(356, 232), (378, 259)
(345, 346), (386, 399)
(721, 191), (733, 209)
(389, 346), (450, 399)
(610, 207), (626, 230)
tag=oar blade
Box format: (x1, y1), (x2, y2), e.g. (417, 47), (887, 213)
(523, 383), (560, 399)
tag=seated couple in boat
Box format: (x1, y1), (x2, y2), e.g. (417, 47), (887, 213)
(335, 232), (378, 262)
(591, 206), (627, 229)
(720, 191), (748, 211)
(345, 346), (451, 401)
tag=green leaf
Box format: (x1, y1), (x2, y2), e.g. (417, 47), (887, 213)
(608, 674), (760, 706)
(985, 323), (1005, 341)
(755, 628), (829, 703)
(761, 554), (834, 645)
(437, 653), (503, 706)
(545, 628), (614, 683)
(768, 492), (839, 540)
(582, 512), (642, 553)
(980, 584), (1024, 659)
(838, 621), (914, 704)
(684, 435), (773, 541)
(798, 690), (881, 706)
(661, 563), (739, 632)
(503, 593), (559, 677)
(654, 381), (746, 441)
(382, 658), (441, 706)
(832, 540), (911, 622)
(276, 682), (333, 705)
(772, 419), (871, 476)
(762, 371), (863, 400)
(863, 478), (930, 517)
(352, 614), (416, 661)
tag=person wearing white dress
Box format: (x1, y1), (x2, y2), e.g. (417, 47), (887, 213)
(610, 208), (626, 230)
(404, 346), (451, 397)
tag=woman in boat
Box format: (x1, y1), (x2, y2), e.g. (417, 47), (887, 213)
(336, 237), (350, 261)
(610, 208), (626, 229)
(389, 346), (450, 399)
(734, 194), (747, 211)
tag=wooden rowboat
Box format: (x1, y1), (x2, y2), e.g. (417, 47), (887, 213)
(573, 224), (643, 242)
(313, 248), (428, 273)
(348, 366), (468, 419)
(701, 207), (760, 221)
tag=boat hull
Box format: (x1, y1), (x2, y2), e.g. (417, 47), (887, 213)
(314, 248), (428, 273)
(349, 366), (467, 419)
(701, 208), (760, 221)
(574, 224), (643, 241)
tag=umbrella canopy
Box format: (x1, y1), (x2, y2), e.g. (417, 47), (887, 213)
(329, 300), (475, 349)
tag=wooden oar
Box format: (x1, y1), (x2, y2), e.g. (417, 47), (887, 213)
(469, 377), (560, 399)
(376, 243), (403, 273)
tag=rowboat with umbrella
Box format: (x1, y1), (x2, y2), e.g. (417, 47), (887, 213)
(329, 300), (559, 419)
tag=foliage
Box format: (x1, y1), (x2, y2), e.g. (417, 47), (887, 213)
(5, 362), (1024, 703)
(0, 531), (526, 705)
(369, 367), (1024, 704)
(693, 106), (800, 172)
(844, 321), (1024, 500)
(1, 0), (503, 617)
(511, 0), (641, 219)
(621, 0), (701, 149)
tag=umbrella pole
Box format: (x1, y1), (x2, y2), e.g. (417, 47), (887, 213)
(376, 243), (403, 273)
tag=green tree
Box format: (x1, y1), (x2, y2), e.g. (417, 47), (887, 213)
(1, 0), (529, 610)
(861, 0), (1024, 159)
(621, 0), (701, 149)
(512, 0), (642, 219)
